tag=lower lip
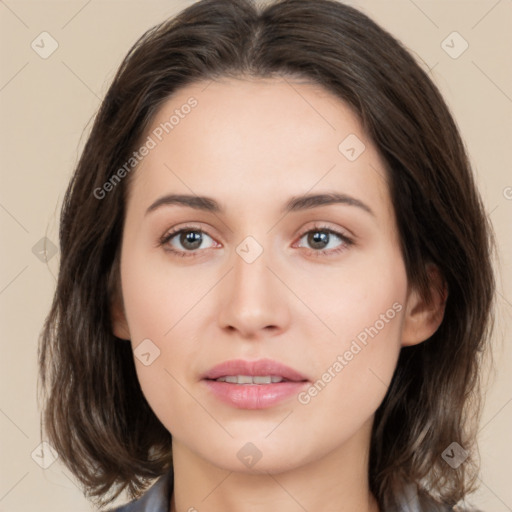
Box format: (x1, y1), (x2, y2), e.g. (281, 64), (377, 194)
(203, 380), (309, 409)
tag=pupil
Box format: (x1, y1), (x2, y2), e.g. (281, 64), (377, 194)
(182, 230), (202, 249)
(309, 231), (328, 249)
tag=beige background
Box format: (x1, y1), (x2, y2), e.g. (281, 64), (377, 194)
(0, 0), (510, 511)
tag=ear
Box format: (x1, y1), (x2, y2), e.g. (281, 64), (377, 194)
(401, 263), (448, 347)
(111, 297), (131, 340)
(108, 258), (131, 341)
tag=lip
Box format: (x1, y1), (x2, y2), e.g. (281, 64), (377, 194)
(201, 358), (310, 410)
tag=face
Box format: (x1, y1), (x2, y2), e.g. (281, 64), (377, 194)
(113, 76), (429, 474)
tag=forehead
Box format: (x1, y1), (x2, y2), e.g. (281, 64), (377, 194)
(126, 76), (393, 223)
(150, 76), (364, 162)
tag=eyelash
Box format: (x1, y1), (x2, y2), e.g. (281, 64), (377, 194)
(158, 224), (354, 259)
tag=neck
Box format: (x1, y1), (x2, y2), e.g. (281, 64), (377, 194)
(169, 418), (380, 512)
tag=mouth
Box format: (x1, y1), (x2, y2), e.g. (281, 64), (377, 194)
(211, 375), (292, 384)
(202, 358), (309, 383)
(201, 359), (309, 409)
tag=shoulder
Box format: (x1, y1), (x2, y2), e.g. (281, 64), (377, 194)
(106, 471), (173, 512)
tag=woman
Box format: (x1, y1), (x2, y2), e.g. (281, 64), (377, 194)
(38, 0), (495, 510)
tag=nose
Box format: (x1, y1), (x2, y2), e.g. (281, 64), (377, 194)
(217, 239), (290, 339)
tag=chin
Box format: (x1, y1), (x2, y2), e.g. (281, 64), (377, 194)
(180, 430), (326, 476)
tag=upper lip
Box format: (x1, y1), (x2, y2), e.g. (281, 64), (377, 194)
(202, 358), (309, 382)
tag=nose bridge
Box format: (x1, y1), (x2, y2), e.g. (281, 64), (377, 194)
(217, 232), (289, 336)
(232, 233), (274, 301)
(233, 236), (271, 295)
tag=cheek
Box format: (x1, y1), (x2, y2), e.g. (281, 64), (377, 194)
(309, 307), (404, 403)
(121, 243), (203, 340)
(294, 300), (405, 451)
(300, 243), (407, 348)
(294, 247), (407, 416)
(120, 247), (210, 429)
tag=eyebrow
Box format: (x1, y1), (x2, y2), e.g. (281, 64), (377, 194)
(145, 192), (374, 217)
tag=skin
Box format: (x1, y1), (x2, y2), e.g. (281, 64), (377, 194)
(112, 76), (446, 512)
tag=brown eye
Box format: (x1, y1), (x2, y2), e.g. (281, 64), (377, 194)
(160, 228), (216, 257)
(176, 230), (204, 250)
(306, 231), (331, 250)
(296, 226), (354, 256)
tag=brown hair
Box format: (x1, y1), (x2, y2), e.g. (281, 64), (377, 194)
(38, 0), (496, 509)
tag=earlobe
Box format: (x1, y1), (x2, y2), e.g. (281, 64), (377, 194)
(401, 263), (448, 347)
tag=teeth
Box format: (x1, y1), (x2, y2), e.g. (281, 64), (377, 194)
(215, 375), (285, 384)
(253, 376), (271, 384)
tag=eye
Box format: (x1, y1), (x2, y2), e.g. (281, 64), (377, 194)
(158, 223), (354, 259)
(159, 226), (218, 257)
(295, 225), (354, 256)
